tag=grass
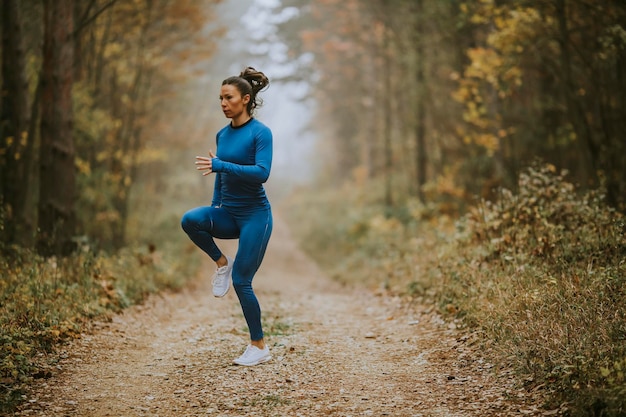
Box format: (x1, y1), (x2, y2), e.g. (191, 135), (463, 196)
(281, 163), (626, 417)
(264, 317), (295, 337)
(238, 313), (296, 338)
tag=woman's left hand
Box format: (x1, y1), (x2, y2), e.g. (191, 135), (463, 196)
(195, 151), (216, 176)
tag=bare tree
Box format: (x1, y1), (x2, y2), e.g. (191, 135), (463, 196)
(1, 0), (32, 245)
(37, 0), (76, 255)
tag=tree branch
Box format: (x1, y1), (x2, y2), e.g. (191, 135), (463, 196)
(73, 0), (118, 37)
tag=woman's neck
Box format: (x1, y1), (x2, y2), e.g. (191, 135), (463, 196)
(231, 113), (252, 127)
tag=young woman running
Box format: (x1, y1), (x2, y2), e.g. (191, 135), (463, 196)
(181, 67), (273, 366)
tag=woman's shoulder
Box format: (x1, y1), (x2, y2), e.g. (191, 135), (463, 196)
(250, 118), (272, 136)
(249, 118), (270, 129)
(216, 124), (231, 138)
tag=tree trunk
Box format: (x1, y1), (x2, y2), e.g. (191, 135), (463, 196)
(414, 0), (427, 203)
(38, 0), (76, 256)
(383, 26), (393, 210)
(1, 0), (31, 245)
(555, 0), (597, 184)
(110, 4), (151, 248)
(92, 5), (113, 99)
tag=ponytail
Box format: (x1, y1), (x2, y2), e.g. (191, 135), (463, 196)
(222, 67), (269, 116)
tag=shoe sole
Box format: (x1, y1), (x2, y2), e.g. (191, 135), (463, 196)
(233, 355), (272, 366)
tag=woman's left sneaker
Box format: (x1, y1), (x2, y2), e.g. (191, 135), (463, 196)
(233, 345), (272, 366)
(212, 256), (233, 297)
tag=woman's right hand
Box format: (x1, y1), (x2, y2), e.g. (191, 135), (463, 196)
(195, 151), (216, 176)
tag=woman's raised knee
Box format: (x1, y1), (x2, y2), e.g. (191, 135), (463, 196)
(180, 213), (189, 233)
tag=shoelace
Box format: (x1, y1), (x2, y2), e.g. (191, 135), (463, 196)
(241, 345), (259, 358)
(212, 265), (229, 285)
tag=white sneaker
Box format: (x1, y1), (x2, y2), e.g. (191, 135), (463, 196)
(212, 256), (232, 297)
(233, 345), (272, 366)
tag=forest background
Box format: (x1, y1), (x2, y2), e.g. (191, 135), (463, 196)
(1, 0), (625, 416)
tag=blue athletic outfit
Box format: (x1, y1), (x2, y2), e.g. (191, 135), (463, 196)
(181, 118), (273, 341)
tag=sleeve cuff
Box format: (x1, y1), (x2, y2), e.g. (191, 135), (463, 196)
(212, 158), (223, 172)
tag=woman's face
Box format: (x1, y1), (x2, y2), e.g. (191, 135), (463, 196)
(220, 84), (250, 119)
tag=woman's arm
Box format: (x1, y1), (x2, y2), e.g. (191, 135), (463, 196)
(211, 128), (272, 183)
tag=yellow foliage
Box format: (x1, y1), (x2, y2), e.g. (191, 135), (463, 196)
(488, 7), (542, 55)
(75, 157), (91, 175)
(20, 131), (28, 147)
(95, 210), (121, 223)
(433, 170), (466, 200)
(136, 147), (169, 164)
(454, 4), (543, 152)
(465, 47), (502, 87)
(103, 42), (124, 60)
(96, 150), (108, 163)
(369, 214), (402, 234)
(474, 133), (499, 154)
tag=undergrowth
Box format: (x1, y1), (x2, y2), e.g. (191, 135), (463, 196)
(280, 179), (452, 292)
(281, 163), (626, 416)
(0, 231), (199, 413)
(445, 164), (626, 416)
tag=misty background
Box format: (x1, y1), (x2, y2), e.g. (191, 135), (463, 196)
(191, 0), (317, 199)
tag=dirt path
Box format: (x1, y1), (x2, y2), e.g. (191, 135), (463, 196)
(15, 217), (538, 417)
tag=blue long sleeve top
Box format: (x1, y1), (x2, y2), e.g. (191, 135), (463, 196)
(210, 118), (272, 211)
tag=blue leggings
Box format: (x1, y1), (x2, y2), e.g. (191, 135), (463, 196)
(181, 206), (273, 341)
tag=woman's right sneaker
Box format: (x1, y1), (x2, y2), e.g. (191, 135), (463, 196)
(233, 345), (272, 366)
(212, 256), (232, 297)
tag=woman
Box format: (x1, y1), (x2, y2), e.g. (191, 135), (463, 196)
(181, 67), (273, 366)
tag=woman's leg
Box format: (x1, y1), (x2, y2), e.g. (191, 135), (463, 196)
(231, 208), (273, 342)
(181, 206), (239, 261)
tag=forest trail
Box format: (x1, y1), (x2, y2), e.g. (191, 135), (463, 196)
(16, 217), (536, 417)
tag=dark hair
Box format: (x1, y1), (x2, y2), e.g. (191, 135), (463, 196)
(222, 67), (269, 116)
